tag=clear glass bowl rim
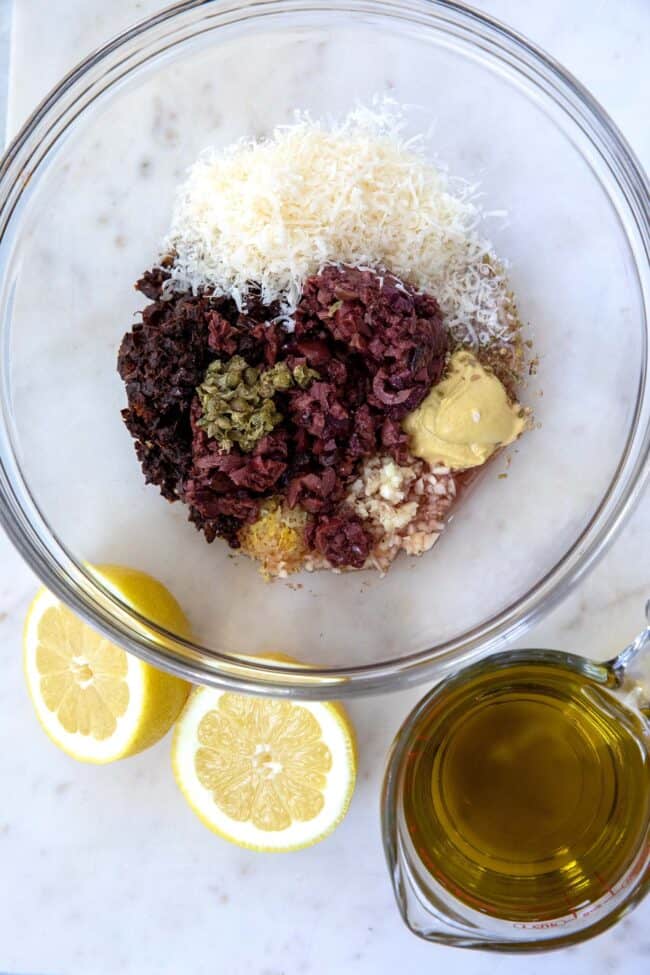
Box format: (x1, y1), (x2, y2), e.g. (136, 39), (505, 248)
(0, 0), (648, 699)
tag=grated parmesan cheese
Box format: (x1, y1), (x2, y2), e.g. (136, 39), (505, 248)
(165, 102), (513, 348)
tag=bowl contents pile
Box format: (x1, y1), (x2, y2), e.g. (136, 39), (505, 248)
(118, 104), (529, 578)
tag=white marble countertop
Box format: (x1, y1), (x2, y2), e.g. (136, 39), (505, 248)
(0, 1), (649, 973)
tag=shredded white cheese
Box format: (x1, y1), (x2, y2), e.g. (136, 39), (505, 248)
(164, 102), (513, 347)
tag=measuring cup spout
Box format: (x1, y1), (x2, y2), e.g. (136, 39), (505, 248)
(606, 600), (650, 722)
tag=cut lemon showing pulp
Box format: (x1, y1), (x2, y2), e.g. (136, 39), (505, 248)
(172, 686), (357, 851)
(23, 565), (192, 763)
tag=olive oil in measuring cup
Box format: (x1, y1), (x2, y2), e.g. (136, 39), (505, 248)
(383, 627), (650, 949)
(401, 661), (649, 922)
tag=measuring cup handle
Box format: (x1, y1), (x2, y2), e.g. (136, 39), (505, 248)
(606, 600), (650, 723)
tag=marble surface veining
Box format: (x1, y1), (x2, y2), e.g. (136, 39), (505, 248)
(0, 1), (649, 974)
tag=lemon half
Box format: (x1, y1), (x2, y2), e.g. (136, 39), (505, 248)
(172, 685), (357, 851)
(23, 565), (191, 763)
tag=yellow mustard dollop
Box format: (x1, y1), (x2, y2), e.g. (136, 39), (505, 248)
(402, 350), (527, 470)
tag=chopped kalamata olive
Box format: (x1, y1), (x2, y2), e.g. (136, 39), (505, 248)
(118, 263), (448, 569)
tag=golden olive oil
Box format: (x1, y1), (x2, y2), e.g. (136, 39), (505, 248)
(402, 662), (650, 922)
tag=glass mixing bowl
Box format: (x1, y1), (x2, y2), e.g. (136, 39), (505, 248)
(0, 0), (648, 697)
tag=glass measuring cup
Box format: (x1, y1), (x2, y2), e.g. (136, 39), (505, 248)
(381, 604), (650, 951)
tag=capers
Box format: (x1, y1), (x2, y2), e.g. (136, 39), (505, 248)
(293, 363), (320, 388)
(196, 354), (319, 453)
